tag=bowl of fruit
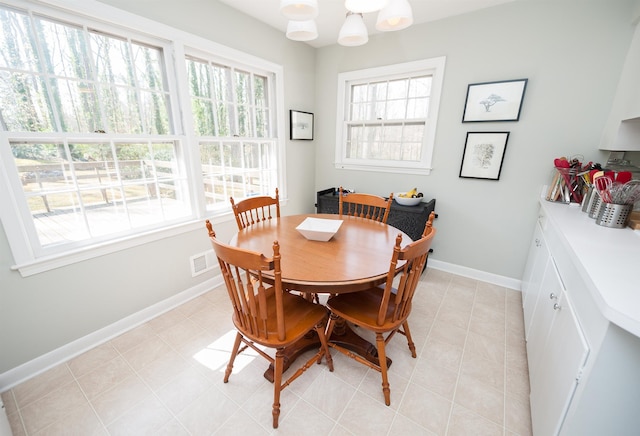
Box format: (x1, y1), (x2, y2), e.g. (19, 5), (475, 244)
(394, 188), (424, 206)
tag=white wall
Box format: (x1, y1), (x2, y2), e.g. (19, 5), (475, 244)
(314, 0), (636, 280)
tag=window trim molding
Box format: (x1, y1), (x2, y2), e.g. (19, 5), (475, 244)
(334, 57), (446, 175)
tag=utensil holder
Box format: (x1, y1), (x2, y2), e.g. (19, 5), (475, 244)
(581, 185), (594, 213)
(595, 203), (633, 228)
(588, 193), (603, 219)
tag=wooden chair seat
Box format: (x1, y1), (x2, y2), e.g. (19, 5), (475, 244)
(325, 286), (410, 333)
(230, 289), (330, 346)
(326, 212), (436, 406)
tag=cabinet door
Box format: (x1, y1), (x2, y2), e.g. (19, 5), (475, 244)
(530, 279), (590, 436)
(522, 221), (550, 339)
(526, 256), (560, 382)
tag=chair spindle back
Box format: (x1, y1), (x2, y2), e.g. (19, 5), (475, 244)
(230, 188), (280, 230)
(206, 220), (286, 341)
(338, 186), (393, 224)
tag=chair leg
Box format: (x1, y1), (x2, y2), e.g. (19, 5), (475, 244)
(315, 321), (334, 371)
(272, 348), (284, 428)
(224, 332), (243, 383)
(325, 313), (338, 340)
(376, 332), (391, 406)
(402, 321), (417, 358)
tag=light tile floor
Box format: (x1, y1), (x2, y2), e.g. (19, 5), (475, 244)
(2, 269), (532, 435)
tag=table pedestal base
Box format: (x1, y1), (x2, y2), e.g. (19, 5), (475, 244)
(263, 319), (392, 382)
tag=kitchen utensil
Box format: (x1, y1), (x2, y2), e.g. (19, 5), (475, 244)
(611, 180), (640, 205)
(616, 171), (633, 184)
(594, 176), (612, 203)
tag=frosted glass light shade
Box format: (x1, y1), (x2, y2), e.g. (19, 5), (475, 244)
(345, 0), (388, 13)
(286, 20), (318, 41)
(338, 12), (368, 46)
(280, 0), (318, 20)
(376, 0), (413, 31)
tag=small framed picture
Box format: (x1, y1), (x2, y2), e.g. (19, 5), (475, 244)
(290, 110), (314, 140)
(459, 132), (510, 180)
(462, 79), (528, 122)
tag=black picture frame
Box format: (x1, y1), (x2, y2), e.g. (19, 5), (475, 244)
(459, 132), (510, 180)
(462, 79), (528, 122)
(290, 110), (314, 140)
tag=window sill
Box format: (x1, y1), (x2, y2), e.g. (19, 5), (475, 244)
(10, 213), (234, 277)
(334, 162), (433, 175)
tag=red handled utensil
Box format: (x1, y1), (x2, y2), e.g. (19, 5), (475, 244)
(616, 171), (632, 184)
(594, 176), (613, 203)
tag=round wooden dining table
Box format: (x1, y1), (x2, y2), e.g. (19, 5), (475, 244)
(229, 213), (412, 380)
(229, 213), (411, 293)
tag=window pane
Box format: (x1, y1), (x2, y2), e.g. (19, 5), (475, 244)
(386, 100), (406, 119)
(187, 59), (211, 98)
(91, 33), (134, 87)
(100, 85), (142, 133)
(0, 71), (54, 131)
(132, 43), (164, 91)
(36, 17), (91, 80)
(140, 90), (169, 134)
(0, 8), (39, 71)
(407, 96), (429, 119)
(254, 75), (267, 107)
(50, 77), (101, 132)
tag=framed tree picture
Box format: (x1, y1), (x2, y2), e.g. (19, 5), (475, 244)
(290, 110), (314, 140)
(459, 132), (510, 180)
(462, 79), (528, 122)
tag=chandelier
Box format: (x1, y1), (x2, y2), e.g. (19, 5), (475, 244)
(280, 0), (414, 46)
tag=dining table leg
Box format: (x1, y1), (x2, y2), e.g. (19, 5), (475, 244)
(326, 314), (392, 369)
(262, 315), (391, 382)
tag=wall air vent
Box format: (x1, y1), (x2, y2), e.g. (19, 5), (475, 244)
(190, 249), (215, 277)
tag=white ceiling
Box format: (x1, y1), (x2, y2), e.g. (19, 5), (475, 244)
(218, 0), (517, 48)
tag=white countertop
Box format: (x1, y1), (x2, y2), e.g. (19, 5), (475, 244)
(540, 199), (640, 337)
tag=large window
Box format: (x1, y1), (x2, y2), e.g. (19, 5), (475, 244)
(186, 56), (277, 208)
(0, 1), (283, 272)
(335, 58), (446, 175)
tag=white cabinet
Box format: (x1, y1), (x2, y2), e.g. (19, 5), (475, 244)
(521, 210), (590, 436)
(526, 199), (640, 436)
(526, 260), (589, 436)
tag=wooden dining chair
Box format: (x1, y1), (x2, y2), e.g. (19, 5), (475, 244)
(205, 220), (333, 429)
(338, 186), (393, 224)
(325, 212), (436, 406)
(230, 188), (280, 231)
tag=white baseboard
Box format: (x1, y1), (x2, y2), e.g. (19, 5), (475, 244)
(428, 258), (521, 291)
(0, 274), (223, 392)
(1, 259), (519, 392)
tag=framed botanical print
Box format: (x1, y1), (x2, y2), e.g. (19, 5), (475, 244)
(290, 110), (314, 140)
(459, 132), (510, 180)
(462, 79), (528, 122)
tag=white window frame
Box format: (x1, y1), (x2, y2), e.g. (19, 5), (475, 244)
(0, 0), (286, 276)
(335, 57), (446, 175)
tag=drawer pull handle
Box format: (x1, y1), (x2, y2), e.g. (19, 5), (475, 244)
(553, 303), (561, 311)
(549, 292), (557, 300)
